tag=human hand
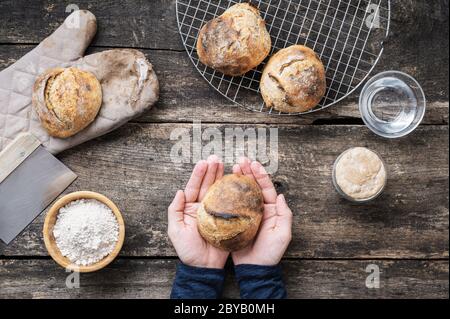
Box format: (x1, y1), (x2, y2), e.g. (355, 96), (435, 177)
(168, 155), (230, 269)
(231, 158), (293, 266)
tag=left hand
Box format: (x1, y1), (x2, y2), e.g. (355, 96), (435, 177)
(167, 155), (230, 269)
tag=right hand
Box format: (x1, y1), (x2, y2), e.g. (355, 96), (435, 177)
(167, 155), (230, 269)
(231, 158), (293, 266)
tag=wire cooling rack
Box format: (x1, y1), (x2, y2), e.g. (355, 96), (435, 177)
(176, 0), (390, 115)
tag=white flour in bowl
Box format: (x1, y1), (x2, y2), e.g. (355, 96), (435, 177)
(53, 199), (119, 266)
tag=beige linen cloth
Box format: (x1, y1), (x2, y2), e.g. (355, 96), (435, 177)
(0, 10), (159, 154)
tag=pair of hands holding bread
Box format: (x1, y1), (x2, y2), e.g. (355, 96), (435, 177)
(168, 155), (293, 269)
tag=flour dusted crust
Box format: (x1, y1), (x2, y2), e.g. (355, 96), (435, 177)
(260, 45), (326, 113)
(197, 174), (264, 251)
(196, 3), (271, 76)
(335, 147), (387, 200)
(33, 67), (102, 138)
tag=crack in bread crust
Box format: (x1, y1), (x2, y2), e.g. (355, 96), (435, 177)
(279, 58), (305, 74)
(205, 209), (243, 220)
(43, 72), (65, 124)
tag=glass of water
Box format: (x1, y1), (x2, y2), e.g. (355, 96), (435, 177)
(359, 71), (426, 138)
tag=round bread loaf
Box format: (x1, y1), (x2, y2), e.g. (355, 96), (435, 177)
(196, 3), (271, 76)
(260, 45), (326, 113)
(32, 67), (102, 138)
(197, 174), (264, 251)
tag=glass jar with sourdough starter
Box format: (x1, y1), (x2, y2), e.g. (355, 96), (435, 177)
(332, 147), (388, 203)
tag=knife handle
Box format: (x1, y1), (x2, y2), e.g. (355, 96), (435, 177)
(0, 132), (41, 184)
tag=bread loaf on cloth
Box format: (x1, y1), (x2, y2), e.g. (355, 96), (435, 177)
(0, 10), (159, 154)
(196, 3), (271, 76)
(33, 67), (102, 138)
(197, 174), (264, 251)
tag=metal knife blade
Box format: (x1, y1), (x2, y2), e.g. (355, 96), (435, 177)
(0, 145), (77, 244)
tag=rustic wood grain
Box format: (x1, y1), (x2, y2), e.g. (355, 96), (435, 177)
(0, 259), (447, 299)
(0, 0), (448, 299)
(0, 0), (179, 49)
(1, 124), (447, 258)
(0, 46), (448, 125)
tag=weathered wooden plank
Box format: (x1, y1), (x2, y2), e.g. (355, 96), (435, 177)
(1, 1), (448, 59)
(1, 124), (448, 258)
(0, 45), (448, 125)
(0, 0), (179, 49)
(0, 259), (447, 299)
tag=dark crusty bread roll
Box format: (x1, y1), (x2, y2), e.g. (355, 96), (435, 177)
(32, 67), (102, 138)
(260, 45), (326, 113)
(196, 3), (271, 76)
(197, 174), (264, 251)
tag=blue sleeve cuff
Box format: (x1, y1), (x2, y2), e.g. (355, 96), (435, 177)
(234, 264), (287, 299)
(170, 262), (226, 299)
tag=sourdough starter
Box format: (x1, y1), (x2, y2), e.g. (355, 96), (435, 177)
(334, 147), (387, 201)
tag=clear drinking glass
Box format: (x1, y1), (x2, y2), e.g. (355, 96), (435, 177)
(359, 71), (426, 138)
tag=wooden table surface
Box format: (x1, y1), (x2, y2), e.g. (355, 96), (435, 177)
(0, 0), (448, 299)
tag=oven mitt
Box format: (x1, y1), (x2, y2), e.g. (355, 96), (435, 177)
(0, 10), (159, 154)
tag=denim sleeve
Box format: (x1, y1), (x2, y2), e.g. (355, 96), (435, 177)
(234, 264), (287, 299)
(170, 262), (226, 299)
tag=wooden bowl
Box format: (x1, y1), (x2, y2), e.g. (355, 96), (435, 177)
(43, 191), (125, 273)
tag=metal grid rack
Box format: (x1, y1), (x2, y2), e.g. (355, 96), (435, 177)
(176, 0), (391, 115)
